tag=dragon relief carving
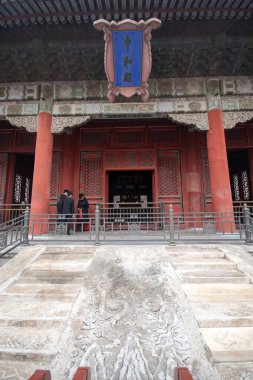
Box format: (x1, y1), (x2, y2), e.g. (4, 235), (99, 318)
(61, 253), (201, 380)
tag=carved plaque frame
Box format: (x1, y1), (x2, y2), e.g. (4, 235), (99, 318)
(94, 19), (161, 103)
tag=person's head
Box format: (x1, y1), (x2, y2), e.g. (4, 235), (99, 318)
(68, 191), (73, 198)
(79, 193), (84, 200)
(63, 189), (68, 195)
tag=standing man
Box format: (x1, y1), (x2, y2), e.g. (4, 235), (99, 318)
(57, 189), (69, 217)
(77, 193), (89, 232)
(62, 191), (74, 235)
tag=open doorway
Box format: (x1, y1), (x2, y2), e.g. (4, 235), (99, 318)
(227, 149), (252, 202)
(13, 154), (34, 204)
(108, 170), (153, 204)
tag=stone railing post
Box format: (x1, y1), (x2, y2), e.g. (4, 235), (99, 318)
(169, 204), (175, 245)
(95, 204), (100, 245)
(243, 203), (252, 244)
(160, 202), (166, 239)
(22, 206), (30, 245)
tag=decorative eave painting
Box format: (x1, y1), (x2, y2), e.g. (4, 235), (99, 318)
(94, 19), (161, 103)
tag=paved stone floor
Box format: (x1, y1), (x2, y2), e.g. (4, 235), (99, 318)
(0, 243), (253, 379)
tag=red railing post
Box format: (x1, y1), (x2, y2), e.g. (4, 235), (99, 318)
(28, 370), (51, 380)
(174, 367), (194, 380)
(72, 367), (90, 380)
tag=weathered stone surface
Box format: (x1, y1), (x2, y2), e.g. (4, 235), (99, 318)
(182, 284), (253, 302)
(28, 259), (92, 271)
(200, 327), (253, 361)
(1, 243), (253, 378)
(191, 302), (253, 327)
(0, 301), (73, 321)
(172, 259), (237, 270)
(215, 362), (253, 380)
(0, 326), (61, 361)
(178, 269), (249, 284)
(3, 283), (81, 296)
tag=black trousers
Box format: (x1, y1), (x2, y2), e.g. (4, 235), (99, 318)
(63, 215), (72, 235)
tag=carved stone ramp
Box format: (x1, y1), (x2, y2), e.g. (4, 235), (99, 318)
(0, 244), (252, 379)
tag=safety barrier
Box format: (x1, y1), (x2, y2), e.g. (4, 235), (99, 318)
(1, 203), (252, 246)
(28, 367), (90, 380)
(28, 366), (193, 379)
(0, 207), (29, 253)
(27, 202), (253, 244)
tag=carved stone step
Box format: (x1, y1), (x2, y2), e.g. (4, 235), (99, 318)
(172, 260), (237, 270)
(200, 327), (253, 361)
(182, 284), (253, 302)
(0, 326), (61, 362)
(191, 302), (253, 327)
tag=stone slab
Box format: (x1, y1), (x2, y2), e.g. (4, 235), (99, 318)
(182, 283), (253, 302)
(200, 327), (253, 362)
(0, 301), (73, 320)
(191, 302), (253, 327)
(3, 283), (81, 297)
(28, 259), (92, 271)
(178, 269), (249, 283)
(168, 253), (225, 259)
(166, 246), (224, 255)
(172, 260), (236, 270)
(181, 276), (249, 284)
(17, 275), (83, 284)
(38, 252), (93, 260)
(22, 269), (86, 279)
(0, 326), (61, 362)
(215, 362), (253, 380)
(177, 270), (245, 277)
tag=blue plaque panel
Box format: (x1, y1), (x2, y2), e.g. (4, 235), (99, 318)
(113, 30), (143, 87)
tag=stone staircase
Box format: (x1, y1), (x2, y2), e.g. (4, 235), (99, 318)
(167, 245), (253, 380)
(0, 245), (95, 379)
(0, 244), (253, 379)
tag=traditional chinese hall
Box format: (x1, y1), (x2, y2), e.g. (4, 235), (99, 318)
(0, 0), (252, 225)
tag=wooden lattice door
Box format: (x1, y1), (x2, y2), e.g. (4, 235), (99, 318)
(80, 152), (103, 210)
(157, 150), (182, 212)
(0, 153), (8, 204)
(201, 150), (212, 211)
(13, 154), (34, 204)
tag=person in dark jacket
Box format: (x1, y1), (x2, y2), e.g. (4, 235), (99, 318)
(62, 191), (74, 235)
(77, 193), (89, 232)
(57, 189), (68, 223)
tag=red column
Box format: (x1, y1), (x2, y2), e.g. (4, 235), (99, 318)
(207, 108), (235, 232)
(30, 111), (53, 231)
(60, 133), (75, 194)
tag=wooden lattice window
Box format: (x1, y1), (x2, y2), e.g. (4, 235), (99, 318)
(50, 152), (61, 199)
(158, 150), (181, 196)
(201, 150), (211, 195)
(140, 151), (154, 167)
(81, 131), (110, 146)
(123, 151), (138, 167)
(115, 131), (142, 145)
(151, 129), (178, 145)
(80, 152), (103, 197)
(105, 151), (121, 167)
(0, 153), (8, 203)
